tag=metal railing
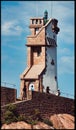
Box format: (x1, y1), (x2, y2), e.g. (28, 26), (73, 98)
(60, 91), (74, 99)
(1, 82), (16, 88)
(45, 88), (74, 99)
(51, 90), (74, 99)
(1, 82), (74, 99)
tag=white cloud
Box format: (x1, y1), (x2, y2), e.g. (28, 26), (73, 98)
(1, 1), (74, 43)
(58, 56), (74, 74)
(1, 21), (23, 36)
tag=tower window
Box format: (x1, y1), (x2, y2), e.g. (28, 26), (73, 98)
(51, 59), (55, 65)
(33, 46), (41, 57)
(35, 28), (39, 34)
(37, 50), (41, 56)
(40, 20), (42, 24)
(46, 37), (56, 46)
(36, 19), (38, 24)
(37, 47), (41, 56)
(32, 20), (34, 24)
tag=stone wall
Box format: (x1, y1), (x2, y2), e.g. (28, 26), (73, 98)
(1, 91), (74, 122)
(32, 92), (74, 117)
(1, 86), (17, 106)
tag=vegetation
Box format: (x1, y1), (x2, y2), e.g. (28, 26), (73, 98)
(32, 108), (42, 121)
(42, 118), (53, 126)
(4, 110), (17, 124)
(3, 104), (53, 128)
(6, 103), (16, 112)
(17, 114), (26, 122)
(26, 116), (38, 125)
(4, 104), (18, 124)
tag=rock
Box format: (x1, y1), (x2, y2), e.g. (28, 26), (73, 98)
(1, 121), (54, 129)
(1, 114), (75, 129)
(50, 114), (75, 129)
(1, 121), (31, 129)
(33, 122), (54, 129)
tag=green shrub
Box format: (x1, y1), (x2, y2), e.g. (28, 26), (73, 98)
(4, 110), (17, 124)
(25, 109), (41, 126)
(43, 118), (53, 126)
(6, 103), (18, 116)
(3, 104), (18, 124)
(26, 116), (38, 125)
(6, 104), (16, 112)
(17, 114), (26, 121)
(32, 109), (42, 121)
(29, 119), (38, 125)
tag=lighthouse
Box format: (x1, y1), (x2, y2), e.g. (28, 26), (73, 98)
(20, 10), (60, 99)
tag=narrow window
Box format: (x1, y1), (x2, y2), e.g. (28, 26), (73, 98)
(51, 59), (55, 65)
(37, 47), (41, 56)
(36, 19), (38, 24)
(35, 28), (39, 34)
(40, 20), (42, 24)
(55, 76), (57, 81)
(32, 19), (34, 24)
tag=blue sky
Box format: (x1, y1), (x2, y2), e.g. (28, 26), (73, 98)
(1, 1), (74, 99)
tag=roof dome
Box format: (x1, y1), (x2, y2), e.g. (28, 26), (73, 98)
(44, 10), (48, 14)
(44, 10), (48, 19)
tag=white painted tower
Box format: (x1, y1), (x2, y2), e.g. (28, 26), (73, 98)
(42, 10), (60, 95)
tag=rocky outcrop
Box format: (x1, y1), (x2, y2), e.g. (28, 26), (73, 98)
(50, 114), (75, 129)
(33, 122), (54, 129)
(1, 121), (54, 129)
(1, 122), (31, 129)
(1, 114), (74, 129)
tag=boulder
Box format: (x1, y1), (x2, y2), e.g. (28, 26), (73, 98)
(33, 122), (54, 129)
(50, 114), (75, 129)
(1, 121), (31, 129)
(1, 121), (54, 129)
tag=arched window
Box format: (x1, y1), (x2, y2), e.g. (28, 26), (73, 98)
(29, 83), (34, 91)
(35, 28), (39, 34)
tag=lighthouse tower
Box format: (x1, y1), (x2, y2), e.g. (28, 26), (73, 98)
(20, 10), (60, 99)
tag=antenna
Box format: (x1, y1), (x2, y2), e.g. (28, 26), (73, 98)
(51, 1), (53, 18)
(36, 1), (38, 17)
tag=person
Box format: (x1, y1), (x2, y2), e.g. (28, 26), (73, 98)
(31, 85), (34, 91)
(28, 84), (34, 99)
(22, 85), (26, 100)
(29, 83), (34, 91)
(46, 86), (50, 93)
(56, 89), (60, 96)
(58, 89), (60, 96)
